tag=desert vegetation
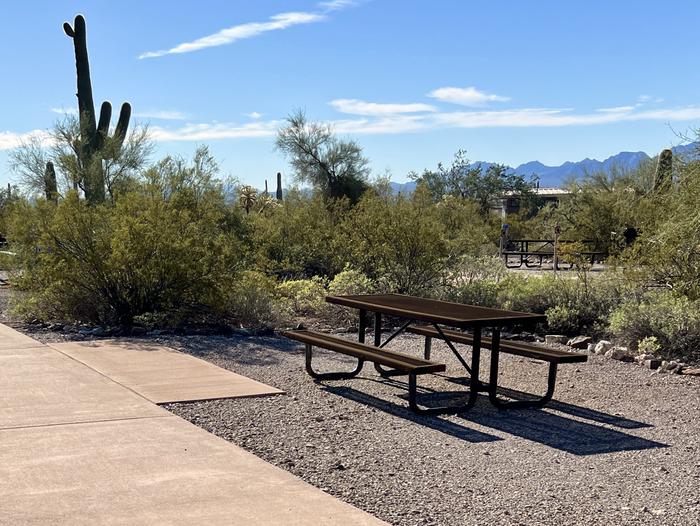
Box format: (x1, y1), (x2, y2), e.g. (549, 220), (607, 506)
(2, 15), (699, 364)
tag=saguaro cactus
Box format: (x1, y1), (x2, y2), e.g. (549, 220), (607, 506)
(653, 148), (673, 192)
(276, 172), (283, 201)
(63, 14), (131, 203)
(44, 162), (58, 203)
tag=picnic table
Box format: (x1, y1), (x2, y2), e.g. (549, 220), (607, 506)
(282, 294), (587, 415)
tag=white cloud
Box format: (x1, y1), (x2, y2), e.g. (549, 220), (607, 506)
(329, 98), (436, 115)
(0, 130), (52, 151)
(596, 106), (635, 113)
(318, 0), (358, 11)
(150, 120), (281, 142)
(428, 86), (510, 106)
(139, 12), (325, 59)
(245, 112), (263, 119)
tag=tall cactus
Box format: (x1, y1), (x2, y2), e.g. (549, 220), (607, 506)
(44, 162), (58, 203)
(653, 148), (673, 192)
(63, 14), (131, 203)
(276, 172), (283, 201)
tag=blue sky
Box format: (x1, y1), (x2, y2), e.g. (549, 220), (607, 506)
(2, 0), (700, 188)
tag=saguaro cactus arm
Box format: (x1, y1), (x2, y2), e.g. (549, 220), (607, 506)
(63, 15), (96, 141)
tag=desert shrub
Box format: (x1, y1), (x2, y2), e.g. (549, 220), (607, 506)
(7, 153), (247, 327)
(499, 272), (625, 334)
(629, 160), (700, 299)
(325, 266), (376, 325)
(250, 191), (346, 278)
(442, 255), (507, 307)
(608, 290), (700, 361)
(228, 271), (291, 329)
(637, 336), (661, 356)
(276, 276), (327, 316)
(337, 188), (449, 295)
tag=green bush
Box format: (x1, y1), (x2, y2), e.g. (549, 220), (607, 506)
(608, 290), (700, 361)
(228, 271), (291, 329)
(325, 266), (376, 325)
(7, 154), (246, 327)
(249, 191), (346, 278)
(276, 276), (327, 316)
(497, 272), (625, 335)
(337, 188), (449, 295)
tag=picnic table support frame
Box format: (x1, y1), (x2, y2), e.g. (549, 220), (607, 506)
(304, 343), (365, 380)
(487, 330), (558, 408)
(408, 326), (483, 414)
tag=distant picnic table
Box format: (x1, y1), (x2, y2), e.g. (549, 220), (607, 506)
(500, 239), (607, 269)
(283, 294), (587, 415)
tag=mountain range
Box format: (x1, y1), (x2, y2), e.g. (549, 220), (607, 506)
(389, 142), (699, 194)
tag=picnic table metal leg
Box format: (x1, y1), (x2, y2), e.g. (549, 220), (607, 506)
(305, 343), (364, 380)
(373, 312), (405, 377)
(358, 309), (367, 344)
(407, 327), (482, 415)
(487, 330), (558, 409)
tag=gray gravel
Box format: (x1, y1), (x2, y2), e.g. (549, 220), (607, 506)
(157, 332), (700, 526)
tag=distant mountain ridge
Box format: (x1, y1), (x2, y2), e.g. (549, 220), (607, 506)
(390, 142), (699, 194)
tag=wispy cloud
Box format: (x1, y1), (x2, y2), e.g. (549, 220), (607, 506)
(319, 0), (359, 11)
(244, 112), (263, 119)
(595, 105), (636, 113)
(0, 130), (52, 151)
(330, 98), (436, 115)
(51, 107), (189, 121)
(139, 11), (325, 59)
(143, 102), (700, 142)
(428, 86), (510, 106)
(150, 120), (281, 142)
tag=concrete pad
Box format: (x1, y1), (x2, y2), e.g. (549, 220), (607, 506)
(48, 339), (284, 404)
(0, 323), (48, 350)
(0, 416), (387, 526)
(0, 345), (166, 430)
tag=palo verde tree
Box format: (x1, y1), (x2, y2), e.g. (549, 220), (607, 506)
(63, 14), (132, 203)
(276, 110), (369, 203)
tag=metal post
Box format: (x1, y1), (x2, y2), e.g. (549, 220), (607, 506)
(358, 309), (367, 344)
(374, 312), (382, 347)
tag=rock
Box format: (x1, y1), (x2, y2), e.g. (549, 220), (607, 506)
(644, 359), (662, 370)
(605, 346), (630, 361)
(511, 332), (537, 342)
(586, 343), (596, 353)
(658, 360), (683, 374)
(567, 335), (592, 349)
(90, 327), (106, 337)
(594, 340), (613, 355)
(295, 322), (306, 330)
(47, 323), (64, 332)
(681, 366), (700, 376)
(130, 326), (147, 336)
(545, 335), (568, 345)
(635, 353), (656, 363)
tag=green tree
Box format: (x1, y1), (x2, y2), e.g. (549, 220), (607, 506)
(275, 110), (369, 203)
(411, 150), (536, 215)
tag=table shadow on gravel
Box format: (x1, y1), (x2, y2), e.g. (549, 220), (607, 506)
(458, 407), (668, 455)
(323, 385), (500, 443)
(445, 376), (653, 430)
(324, 377), (667, 456)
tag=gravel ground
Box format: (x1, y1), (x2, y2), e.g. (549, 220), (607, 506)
(2, 285), (699, 526)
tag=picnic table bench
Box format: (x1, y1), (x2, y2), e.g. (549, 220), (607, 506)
(282, 294), (587, 415)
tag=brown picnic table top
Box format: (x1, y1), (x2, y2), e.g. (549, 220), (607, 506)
(325, 294), (546, 328)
